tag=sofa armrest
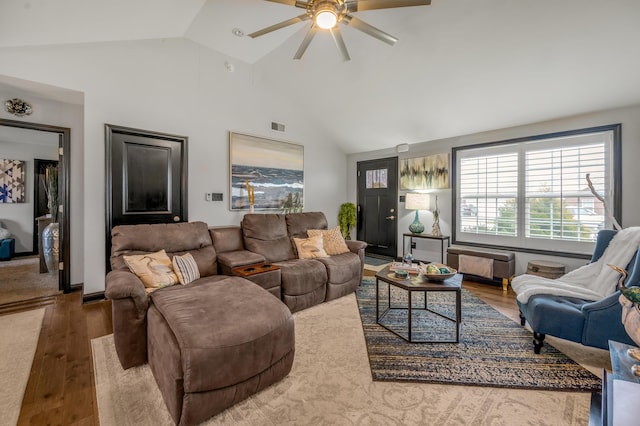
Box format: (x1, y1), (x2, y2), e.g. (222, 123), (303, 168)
(105, 269), (149, 314)
(581, 291), (622, 315)
(105, 269), (150, 369)
(217, 250), (267, 275)
(345, 239), (367, 253)
(581, 291), (634, 348)
(345, 240), (367, 276)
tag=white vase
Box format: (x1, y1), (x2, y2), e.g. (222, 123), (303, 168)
(42, 222), (59, 273)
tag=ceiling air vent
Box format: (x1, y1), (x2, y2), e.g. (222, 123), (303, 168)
(271, 122), (285, 132)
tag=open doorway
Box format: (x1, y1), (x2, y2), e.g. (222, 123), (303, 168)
(0, 118), (71, 307)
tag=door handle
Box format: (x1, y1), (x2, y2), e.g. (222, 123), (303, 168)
(385, 215), (396, 220)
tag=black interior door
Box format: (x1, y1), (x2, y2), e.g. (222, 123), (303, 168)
(106, 124), (188, 268)
(357, 157), (398, 258)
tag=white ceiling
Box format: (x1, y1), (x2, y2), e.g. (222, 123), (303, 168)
(1, 0), (640, 153)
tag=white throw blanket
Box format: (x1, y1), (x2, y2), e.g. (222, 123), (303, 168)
(512, 227), (640, 304)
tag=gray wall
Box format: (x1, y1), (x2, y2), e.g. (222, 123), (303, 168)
(0, 38), (348, 294)
(348, 104), (640, 275)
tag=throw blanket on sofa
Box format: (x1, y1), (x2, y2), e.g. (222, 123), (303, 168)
(512, 227), (640, 304)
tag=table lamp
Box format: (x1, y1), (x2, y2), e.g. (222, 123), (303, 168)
(405, 192), (429, 234)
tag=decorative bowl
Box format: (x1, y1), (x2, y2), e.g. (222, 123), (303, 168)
(418, 263), (457, 282)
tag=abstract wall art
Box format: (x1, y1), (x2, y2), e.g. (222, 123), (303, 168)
(0, 159), (26, 203)
(229, 132), (304, 211)
(400, 153), (450, 190)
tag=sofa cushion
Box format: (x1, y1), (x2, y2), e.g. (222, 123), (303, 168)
(123, 249), (179, 291)
(242, 214), (294, 262)
(285, 212), (328, 238)
(149, 276), (294, 394)
(293, 234), (329, 259)
(307, 226), (350, 256)
(172, 252), (200, 285)
(111, 221), (217, 277)
(315, 252), (361, 284)
(275, 259), (327, 296)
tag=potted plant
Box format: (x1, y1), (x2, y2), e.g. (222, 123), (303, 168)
(338, 202), (356, 240)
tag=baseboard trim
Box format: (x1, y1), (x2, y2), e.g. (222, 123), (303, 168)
(0, 295), (57, 315)
(82, 291), (106, 304)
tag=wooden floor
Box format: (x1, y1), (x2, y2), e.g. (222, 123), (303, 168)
(6, 278), (519, 426)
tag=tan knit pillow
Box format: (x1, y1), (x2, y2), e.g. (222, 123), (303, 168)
(308, 226), (350, 256)
(123, 249), (179, 291)
(293, 234), (329, 259)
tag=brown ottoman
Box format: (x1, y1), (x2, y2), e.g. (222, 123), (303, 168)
(147, 276), (295, 426)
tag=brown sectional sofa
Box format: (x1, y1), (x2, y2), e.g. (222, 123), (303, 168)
(212, 212), (367, 312)
(104, 212), (366, 425)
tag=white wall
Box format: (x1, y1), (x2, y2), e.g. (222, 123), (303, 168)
(0, 135), (58, 252)
(0, 89), (84, 285)
(0, 38), (348, 295)
(348, 105), (640, 275)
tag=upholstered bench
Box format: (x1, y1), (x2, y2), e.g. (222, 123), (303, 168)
(0, 238), (15, 261)
(447, 246), (516, 292)
(147, 276), (295, 426)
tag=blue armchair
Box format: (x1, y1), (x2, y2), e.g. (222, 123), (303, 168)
(517, 230), (640, 353)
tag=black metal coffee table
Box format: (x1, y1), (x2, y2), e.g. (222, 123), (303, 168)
(375, 265), (462, 343)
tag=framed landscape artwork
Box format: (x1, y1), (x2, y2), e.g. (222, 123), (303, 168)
(229, 132), (304, 211)
(0, 159), (26, 203)
(400, 153), (450, 190)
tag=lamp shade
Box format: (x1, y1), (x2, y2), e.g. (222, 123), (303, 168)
(405, 192), (430, 211)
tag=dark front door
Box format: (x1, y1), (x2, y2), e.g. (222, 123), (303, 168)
(106, 124), (188, 268)
(357, 157), (398, 258)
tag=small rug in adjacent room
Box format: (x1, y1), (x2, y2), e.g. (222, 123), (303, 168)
(0, 308), (45, 426)
(356, 278), (601, 391)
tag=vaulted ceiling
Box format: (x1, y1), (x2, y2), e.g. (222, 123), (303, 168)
(1, 0), (640, 153)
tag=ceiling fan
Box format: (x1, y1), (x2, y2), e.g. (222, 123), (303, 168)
(248, 0), (431, 61)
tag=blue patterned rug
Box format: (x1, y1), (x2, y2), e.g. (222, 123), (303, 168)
(356, 278), (601, 391)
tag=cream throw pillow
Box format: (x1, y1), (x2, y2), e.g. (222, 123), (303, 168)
(308, 226), (350, 256)
(293, 234), (329, 259)
(172, 252), (201, 285)
(123, 249), (179, 291)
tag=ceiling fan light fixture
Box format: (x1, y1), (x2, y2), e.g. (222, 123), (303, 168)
(315, 6), (338, 29)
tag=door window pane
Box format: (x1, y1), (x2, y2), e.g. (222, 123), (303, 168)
(366, 169), (388, 189)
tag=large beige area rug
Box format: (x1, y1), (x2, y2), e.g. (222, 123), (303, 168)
(0, 308), (45, 426)
(93, 294), (593, 425)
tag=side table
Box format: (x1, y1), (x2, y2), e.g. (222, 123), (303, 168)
(402, 233), (450, 263)
(231, 262), (282, 299)
(590, 340), (640, 425)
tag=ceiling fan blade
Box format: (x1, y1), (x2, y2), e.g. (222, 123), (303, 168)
(248, 14), (310, 38)
(293, 25), (318, 60)
(264, 0), (309, 7)
(346, 0), (430, 12)
(342, 15), (398, 45)
(329, 27), (351, 61)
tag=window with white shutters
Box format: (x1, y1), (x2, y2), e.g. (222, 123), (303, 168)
(452, 124), (620, 255)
